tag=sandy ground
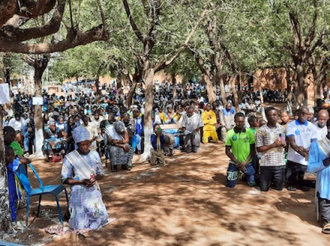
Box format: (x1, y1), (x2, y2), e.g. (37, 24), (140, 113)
(2, 142), (330, 246)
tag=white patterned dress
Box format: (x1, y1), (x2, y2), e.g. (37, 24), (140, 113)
(61, 150), (108, 230)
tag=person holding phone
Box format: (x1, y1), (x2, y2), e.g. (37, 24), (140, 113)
(150, 124), (166, 166)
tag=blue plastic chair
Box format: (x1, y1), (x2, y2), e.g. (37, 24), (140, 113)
(16, 163), (69, 226)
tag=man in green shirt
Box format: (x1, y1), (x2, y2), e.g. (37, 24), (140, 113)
(225, 112), (256, 188)
(4, 126), (30, 164)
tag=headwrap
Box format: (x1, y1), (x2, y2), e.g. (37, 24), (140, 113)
(72, 125), (90, 144)
(48, 118), (55, 125)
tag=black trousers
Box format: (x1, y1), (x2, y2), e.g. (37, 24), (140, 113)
(286, 160), (308, 187)
(318, 192), (330, 225)
(260, 165), (286, 191)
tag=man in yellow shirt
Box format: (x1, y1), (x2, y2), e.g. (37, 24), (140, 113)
(202, 103), (218, 143)
(158, 107), (167, 124)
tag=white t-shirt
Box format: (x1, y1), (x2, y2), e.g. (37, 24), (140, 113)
(315, 122), (327, 140)
(8, 118), (26, 131)
(286, 120), (317, 165)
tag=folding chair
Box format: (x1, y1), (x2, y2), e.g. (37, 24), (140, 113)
(16, 163), (69, 226)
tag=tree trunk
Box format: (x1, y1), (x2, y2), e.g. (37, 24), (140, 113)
(141, 67), (154, 161)
(219, 76), (227, 106)
(95, 75), (101, 104)
(230, 75), (239, 112)
(296, 65), (308, 106)
(171, 73), (177, 101)
(126, 81), (137, 108)
(0, 104), (12, 233)
(203, 74), (216, 103)
(27, 55), (49, 158)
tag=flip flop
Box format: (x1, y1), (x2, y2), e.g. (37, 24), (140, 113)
(322, 223), (330, 234)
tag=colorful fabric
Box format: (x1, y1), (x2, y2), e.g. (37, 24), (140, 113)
(225, 128), (255, 163)
(72, 125), (90, 144)
(61, 150), (108, 230)
(108, 145), (134, 166)
(201, 110), (217, 131)
(151, 134), (165, 150)
(7, 158), (21, 221)
(43, 127), (64, 151)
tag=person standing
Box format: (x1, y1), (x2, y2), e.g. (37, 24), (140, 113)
(181, 106), (204, 153)
(286, 106), (317, 191)
(219, 103), (235, 142)
(315, 109), (329, 140)
(225, 112), (256, 188)
(256, 107), (286, 191)
(308, 119), (330, 234)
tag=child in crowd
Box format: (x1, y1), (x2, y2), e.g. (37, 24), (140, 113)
(248, 115), (260, 182)
(150, 124), (166, 166)
(280, 110), (290, 129)
(6, 146), (24, 222)
(248, 115), (259, 135)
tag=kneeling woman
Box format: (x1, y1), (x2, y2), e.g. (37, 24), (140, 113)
(105, 121), (134, 172)
(61, 126), (108, 230)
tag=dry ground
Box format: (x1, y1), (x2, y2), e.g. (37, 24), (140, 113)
(2, 142), (329, 246)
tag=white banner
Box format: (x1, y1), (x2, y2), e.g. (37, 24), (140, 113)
(0, 84), (10, 104)
(32, 97), (43, 105)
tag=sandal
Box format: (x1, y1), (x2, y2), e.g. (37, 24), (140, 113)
(322, 223), (330, 234)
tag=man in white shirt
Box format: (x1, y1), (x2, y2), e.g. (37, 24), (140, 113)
(8, 112), (26, 132)
(315, 109), (329, 140)
(286, 106), (317, 191)
(181, 106), (204, 153)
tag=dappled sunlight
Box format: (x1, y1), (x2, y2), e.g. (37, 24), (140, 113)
(6, 143), (330, 246)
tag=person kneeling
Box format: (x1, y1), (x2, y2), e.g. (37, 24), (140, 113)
(150, 124), (166, 166)
(225, 112), (256, 188)
(256, 107), (286, 192)
(62, 126), (108, 230)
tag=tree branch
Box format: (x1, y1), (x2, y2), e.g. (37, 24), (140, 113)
(122, 0), (145, 43)
(96, 0), (107, 34)
(154, 8), (208, 72)
(304, 0), (318, 47)
(0, 25), (109, 54)
(0, 0), (57, 28)
(289, 12), (303, 49)
(0, 0), (65, 42)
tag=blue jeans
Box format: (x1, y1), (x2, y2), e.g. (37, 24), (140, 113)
(226, 162), (255, 188)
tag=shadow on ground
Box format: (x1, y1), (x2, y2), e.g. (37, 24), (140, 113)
(3, 143), (329, 246)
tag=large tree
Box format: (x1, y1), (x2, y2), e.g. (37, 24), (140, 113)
(121, 0), (208, 159)
(0, 0), (109, 233)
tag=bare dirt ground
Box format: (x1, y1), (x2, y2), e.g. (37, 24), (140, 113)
(3, 141), (330, 246)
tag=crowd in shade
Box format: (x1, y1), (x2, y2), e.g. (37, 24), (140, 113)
(2, 80), (330, 234)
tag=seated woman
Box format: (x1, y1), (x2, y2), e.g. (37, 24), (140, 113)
(43, 119), (66, 161)
(61, 126), (108, 230)
(105, 121), (134, 172)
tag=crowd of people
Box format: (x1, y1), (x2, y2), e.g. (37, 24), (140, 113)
(2, 80), (330, 234)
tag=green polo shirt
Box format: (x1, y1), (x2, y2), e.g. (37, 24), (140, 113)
(225, 128), (255, 163)
(10, 141), (24, 156)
